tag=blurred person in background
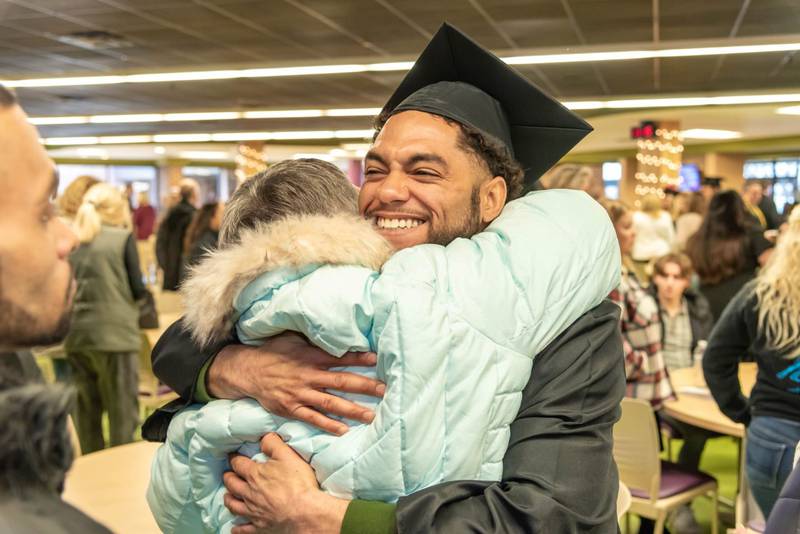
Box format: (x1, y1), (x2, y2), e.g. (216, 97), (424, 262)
(687, 190), (773, 323)
(66, 182), (147, 453)
(743, 181), (768, 230)
(700, 176), (722, 204)
(48, 174), (101, 382)
(759, 184), (781, 231)
(704, 208), (800, 518)
(0, 83), (110, 533)
(184, 201), (223, 268)
(603, 200), (674, 534)
(156, 178), (198, 290)
(632, 193), (675, 279)
(745, 180), (781, 231)
(649, 253), (715, 533)
(604, 200), (674, 410)
(123, 183), (134, 212)
(133, 191), (157, 285)
(539, 163), (605, 200)
(662, 185), (679, 213)
(673, 192), (706, 251)
(57, 175), (100, 222)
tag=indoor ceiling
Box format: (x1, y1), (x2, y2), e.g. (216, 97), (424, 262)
(2, 0), (800, 146)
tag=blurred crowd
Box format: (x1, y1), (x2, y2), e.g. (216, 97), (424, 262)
(43, 175), (224, 455)
(553, 166), (799, 533)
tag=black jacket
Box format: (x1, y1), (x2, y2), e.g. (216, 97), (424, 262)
(648, 286), (714, 359)
(703, 281), (800, 426)
(0, 492), (111, 534)
(144, 300), (625, 533)
(156, 200), (195, 291)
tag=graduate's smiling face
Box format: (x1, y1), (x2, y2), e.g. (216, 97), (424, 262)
(359, 110), (506, 250)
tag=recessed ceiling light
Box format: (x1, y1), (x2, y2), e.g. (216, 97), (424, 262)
(681, 129), (743, 140)
(776, 105), (800, 115)
(28, 93), (800, 129)
(6, 41), (800, 88)
(42, 129), (375, 146)
(29, 107), (384, 126)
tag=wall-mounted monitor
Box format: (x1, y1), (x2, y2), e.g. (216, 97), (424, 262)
(679, 164), (701, 192)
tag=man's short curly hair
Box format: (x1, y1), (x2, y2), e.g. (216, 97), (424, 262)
(373, 110), (524, 201)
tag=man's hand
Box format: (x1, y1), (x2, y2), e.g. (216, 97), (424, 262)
(223, 433), (349, 534)
(207, 332), (384, 435)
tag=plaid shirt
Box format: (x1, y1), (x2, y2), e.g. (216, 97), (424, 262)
(609, 269), (675, 410)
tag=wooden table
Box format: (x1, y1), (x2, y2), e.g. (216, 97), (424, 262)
(63, 441), (161, 534)
(662, 363), (757, 439)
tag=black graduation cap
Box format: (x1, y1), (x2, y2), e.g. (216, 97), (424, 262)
(701, 176), (722, 187)
(381, 23), (592, 188)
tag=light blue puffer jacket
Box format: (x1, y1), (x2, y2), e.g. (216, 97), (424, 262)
(147, 190), (621, 533)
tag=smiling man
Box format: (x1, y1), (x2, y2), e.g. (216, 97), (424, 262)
(145, 24), (625, 533)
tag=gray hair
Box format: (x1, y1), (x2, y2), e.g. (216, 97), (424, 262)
(219, 159), (358, 247)
(0, 85), (16, 108)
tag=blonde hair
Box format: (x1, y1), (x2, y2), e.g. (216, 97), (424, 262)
(57, 175), (100, 218)
(540, 164), (604, 200)
(74, 183), (131, 243)
(641, 194), (662, 216)
(755, 208), (800, 353)
(600, 199), (636, 272)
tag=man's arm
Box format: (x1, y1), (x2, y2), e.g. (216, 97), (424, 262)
(390, 300), (625, 533)
(144, 319), (385, 441)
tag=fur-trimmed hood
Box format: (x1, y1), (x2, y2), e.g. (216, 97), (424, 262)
(181, 213), (393, 347)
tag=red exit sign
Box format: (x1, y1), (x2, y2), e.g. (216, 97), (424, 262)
(631, 121), (657, 139)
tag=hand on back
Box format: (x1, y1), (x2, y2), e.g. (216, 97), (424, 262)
(207, 332), (384, 435)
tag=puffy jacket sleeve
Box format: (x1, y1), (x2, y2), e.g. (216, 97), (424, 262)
(416, 189), (620, 357)
(235, 190), (620, 362)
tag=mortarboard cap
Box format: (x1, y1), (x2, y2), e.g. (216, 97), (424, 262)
(702, 176), (723, 187)
(381, 23), (592, 188)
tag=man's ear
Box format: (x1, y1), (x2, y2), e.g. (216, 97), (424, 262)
(480, 176), (507, 224)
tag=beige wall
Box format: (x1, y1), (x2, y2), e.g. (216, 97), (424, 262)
(703, 153), (747, 191)
(619, 156), (637, 206)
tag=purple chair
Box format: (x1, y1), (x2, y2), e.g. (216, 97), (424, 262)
(614, 398), (719, 534)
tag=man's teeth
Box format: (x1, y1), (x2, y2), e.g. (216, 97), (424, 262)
(376, 217), (422, 229)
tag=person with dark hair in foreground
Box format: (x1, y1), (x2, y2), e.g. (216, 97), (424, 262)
(0, 83), (110, 533)
(145, 24), (625, 533)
